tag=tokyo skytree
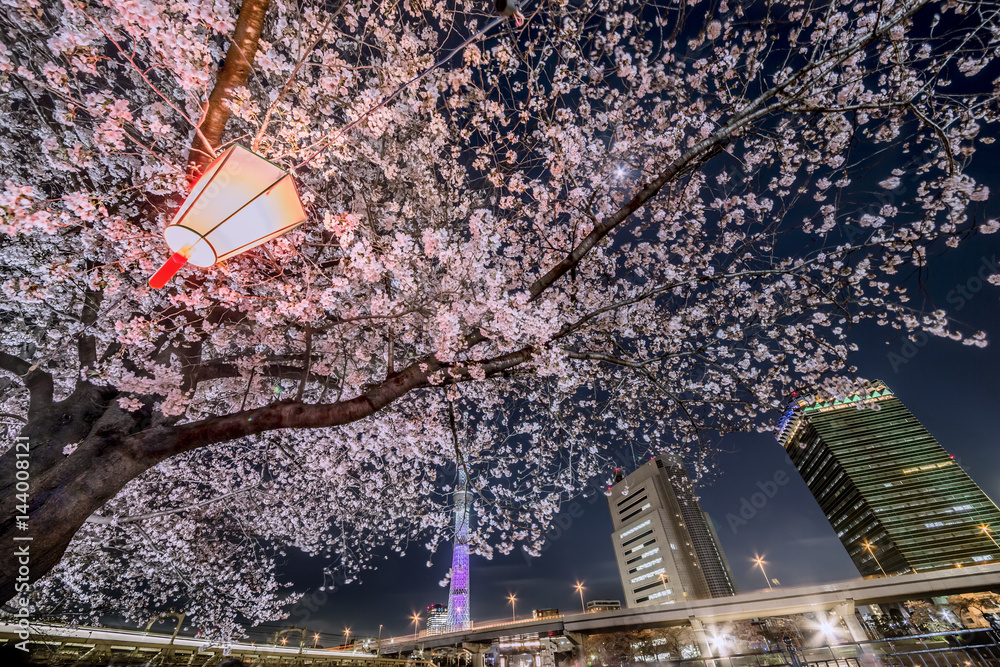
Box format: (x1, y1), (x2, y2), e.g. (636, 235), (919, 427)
(446, 467), (472, 631)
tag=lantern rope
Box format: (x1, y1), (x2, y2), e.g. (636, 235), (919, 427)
(295, 15), (507, 170)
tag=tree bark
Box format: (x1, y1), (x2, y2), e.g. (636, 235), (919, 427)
(187, 0), (273, 180)
(0, 383), (125, 605)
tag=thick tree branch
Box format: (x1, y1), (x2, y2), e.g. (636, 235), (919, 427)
(77, 282), (103, 370)
(131, 347), (534, 461)
(0, 352), (30, 377)
(188, 0), (273, 179)
(0, 351), (53, 419)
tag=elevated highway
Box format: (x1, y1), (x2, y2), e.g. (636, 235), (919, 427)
(382, 562), (1000, 654)
(1, 621), (430, 666)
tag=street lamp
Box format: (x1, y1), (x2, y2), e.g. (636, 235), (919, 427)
(754, 556), (773, 591)
(508, 594), (517, 622)
(862, 540), (888, 577)
(575, 582), (586, 613)
(377, 624), (383, 657)
(313, 633), (321, 648)
(981, 525), (1000, 551)
(411, 613), (422, 638)
(345, 628), (352, 651)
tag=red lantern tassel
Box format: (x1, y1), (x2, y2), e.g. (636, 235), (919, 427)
(149, 251), (191, 289)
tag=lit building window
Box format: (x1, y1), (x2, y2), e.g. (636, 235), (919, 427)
(619, 520), (652, 539)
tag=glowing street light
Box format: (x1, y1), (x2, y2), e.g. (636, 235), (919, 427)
(816, 617), (838, 642)
(411, 613), (422, 638)
(507, 593), (518, 622)
(575, 582), (586, 613)
(753, 556), (773, 591)
(709, 633), (729, 656)
(981, 525), (1000, 551)
(862, 540), (888, 576)
(313, 633), (321, 648)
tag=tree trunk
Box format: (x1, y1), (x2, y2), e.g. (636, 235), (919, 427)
(187, 0), (273, 180)
(0, 384), (155, 603)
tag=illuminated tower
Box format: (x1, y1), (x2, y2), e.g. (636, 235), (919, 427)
(778, 380), (1000, 575)
(446, 467), (472, 631)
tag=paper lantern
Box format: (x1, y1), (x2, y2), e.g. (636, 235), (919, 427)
(149, 145), (308, 288)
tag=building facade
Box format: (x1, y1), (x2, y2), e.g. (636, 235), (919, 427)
(608, 455), (738, 607)
(426, 603), (448, 635)
(777, 380), (1000, 576)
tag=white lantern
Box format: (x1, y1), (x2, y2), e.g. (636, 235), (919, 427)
(149, 145), (308, 288)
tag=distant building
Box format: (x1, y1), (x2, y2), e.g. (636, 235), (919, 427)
(532, 608), (560, 619)
(778, 380), (1000, 576)
(426, 603), (448, 635)
(608, 454), (738, 607)
(704, 511), (739, 591)
(586, 600), (621, 613)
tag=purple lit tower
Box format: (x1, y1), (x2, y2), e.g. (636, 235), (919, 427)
(446, 467), (472, 631)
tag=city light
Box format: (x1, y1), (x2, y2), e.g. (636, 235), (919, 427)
(411, 613), (422, 637)
(862, 540), (888, 577)
(753, 556), (773, 591)
(508, 593), (517, 622)
(574, 582), (586, 613)
(708, 633), (731, 656)
(981, 525), (1000, 551)
(816, 619), (837, 640)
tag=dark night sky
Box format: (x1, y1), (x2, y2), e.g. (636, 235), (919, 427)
(274, 218), (1000, 645)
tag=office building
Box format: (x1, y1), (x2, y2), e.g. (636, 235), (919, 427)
(777, 380), (1000, 576)
(608, 454), (738, 607)
(426, 603), (448, 635)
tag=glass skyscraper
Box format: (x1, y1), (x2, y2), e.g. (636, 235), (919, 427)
(777, 380), (1000, 576)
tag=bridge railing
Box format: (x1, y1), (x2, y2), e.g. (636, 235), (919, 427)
(610, 628), (1000, 667)
(387, 614), (573, 645)
(0, 622), (439, 666)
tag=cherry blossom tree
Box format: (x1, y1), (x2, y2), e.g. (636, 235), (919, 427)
(1, 0), (999, 638)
